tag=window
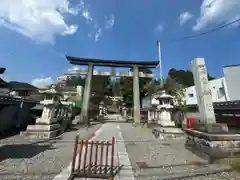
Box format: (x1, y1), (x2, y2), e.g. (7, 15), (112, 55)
(188, 93), (194, 97)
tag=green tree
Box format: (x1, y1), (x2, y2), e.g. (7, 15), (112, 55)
(168, 68), (215, 87)
(69, 76), (85, 87)
(119, 68), (153, 107)
(90, 75), (111, 105)
(164, 76), (185, 105)
(109, 78), (121, 97)
(119, 77), (133, 107)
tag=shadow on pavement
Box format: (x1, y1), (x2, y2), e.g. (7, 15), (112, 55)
(0, 143), (55, 162)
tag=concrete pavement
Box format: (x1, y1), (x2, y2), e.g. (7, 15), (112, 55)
(53, 114), (135, 180)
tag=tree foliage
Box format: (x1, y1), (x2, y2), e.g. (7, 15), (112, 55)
(66, 76), (85, 87)
(168, 68), (215, 87)
(109, 79), (121, 97)
(119, 68), (153, 107)
(163, 76), (185, 105)
(90, 75), (111, 105)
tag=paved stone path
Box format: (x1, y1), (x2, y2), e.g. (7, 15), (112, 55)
(54, 114), (135, 180)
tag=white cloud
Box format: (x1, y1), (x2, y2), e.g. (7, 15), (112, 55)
(82, 9), (93, 23)
(105, 15), (115, 29)
(31, 77), (54, 88)
(179, 11), (193, 26)
(155, 24), (164, 32)
(87, 15), (114, 42)
(61, 25), (78, 36)
(0, 0), (80, 43)
(68, 66), (80, 72)
(193, 0), (240, 31)
(95, 28), (102, 42)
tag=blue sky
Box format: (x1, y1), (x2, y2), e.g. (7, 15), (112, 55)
(0, 0), (239, 88)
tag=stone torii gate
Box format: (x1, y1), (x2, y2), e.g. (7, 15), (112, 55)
(65, 56), (159, 125)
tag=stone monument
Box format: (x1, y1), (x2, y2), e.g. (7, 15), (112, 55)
(185, 58), (240, 160)
(192, 58), (228, 133)
(22, 85), (62, 139)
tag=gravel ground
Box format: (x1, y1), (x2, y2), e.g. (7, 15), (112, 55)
(0, 124), (102, 180)
(119, 123), (240, 180)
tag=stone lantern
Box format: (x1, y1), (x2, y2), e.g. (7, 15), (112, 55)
(23, 85), (62, 139)
(99, 101), (104, 116)
(156, 90), (175, 127)
(121, 103), (127, 117)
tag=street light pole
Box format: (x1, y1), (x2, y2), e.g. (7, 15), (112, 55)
(157, 40), (163, 89)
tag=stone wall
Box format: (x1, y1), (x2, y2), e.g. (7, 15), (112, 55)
(186, 134), (240, 160)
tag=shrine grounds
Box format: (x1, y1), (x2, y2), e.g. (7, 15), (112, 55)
(0, 115), (240, 180)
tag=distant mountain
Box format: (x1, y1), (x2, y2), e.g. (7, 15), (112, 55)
(8, 81), (38, 90)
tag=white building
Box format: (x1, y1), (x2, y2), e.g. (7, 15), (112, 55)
(223, 64), (240, 101)
(184, 77), (229, 105)
(142, 77), (230, 108)
(57, 75), (77, 89)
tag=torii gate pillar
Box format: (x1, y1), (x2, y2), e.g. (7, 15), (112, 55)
(80, 64), (93, 125)
(133, 65), (141, 124)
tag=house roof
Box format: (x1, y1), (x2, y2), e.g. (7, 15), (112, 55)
(223, 64), (240, 68)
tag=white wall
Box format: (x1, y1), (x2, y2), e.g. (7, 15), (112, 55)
(224, 65), (240, 101)
(184, 77), (228, 105)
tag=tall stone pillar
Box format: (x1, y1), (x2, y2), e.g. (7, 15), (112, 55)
(80, 64), (94, 125)
(133, 65), (140, 124)
(192, 58), (228, 133)
(192, 58), (215, 125)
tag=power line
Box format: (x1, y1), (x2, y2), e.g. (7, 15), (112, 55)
(164, 17), (240, 44)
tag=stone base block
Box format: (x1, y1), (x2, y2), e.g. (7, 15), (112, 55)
(26, 124), (60, 131)
(195, 123), (229, 134)
(157, 127), (184, 134)
(152, 127), (185, 140)
(36, 118), (58, 124)
(158, 121), (176, 127)
(21, 129), (60, 139)
(185, 129), (240, 161)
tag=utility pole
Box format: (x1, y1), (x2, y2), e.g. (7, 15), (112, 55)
(157, 40), (163, 89)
